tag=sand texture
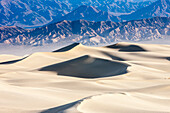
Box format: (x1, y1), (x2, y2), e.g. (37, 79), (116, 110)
(0, 42), (170, 113)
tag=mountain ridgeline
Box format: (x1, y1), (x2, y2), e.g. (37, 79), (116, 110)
(0, 17), (169, 46)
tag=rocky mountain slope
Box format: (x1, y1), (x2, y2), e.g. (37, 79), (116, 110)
(0, 17), (169, 46)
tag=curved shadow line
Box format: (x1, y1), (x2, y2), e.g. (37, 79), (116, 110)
(0, 56), (29, 65)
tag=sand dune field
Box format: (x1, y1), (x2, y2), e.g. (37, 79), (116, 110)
(0, 42), (170, 113)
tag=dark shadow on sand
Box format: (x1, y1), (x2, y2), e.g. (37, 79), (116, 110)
(107, 44), (146, 52)
(166, 57), (170, 61)
(39, 55), (129, 78)
(40, 100), (79, 113)
(53, 43), (80, 52)
(0, 56), (28, 65)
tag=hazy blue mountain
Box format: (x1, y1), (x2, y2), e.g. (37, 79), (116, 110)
(51, 0), (170, 24)
(0, 0), (152, 28)
(51, 5), (120, 24)
(60, 0), (153, 15)
(0, 0), (72, 28)
(120, 0), (170, 21)
(0, 17), (169, 46)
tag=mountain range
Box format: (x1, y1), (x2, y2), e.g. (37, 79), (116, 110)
(0, 0), (156, 28)
(0, 17), (169, 46)
(0, 0), (169, 46)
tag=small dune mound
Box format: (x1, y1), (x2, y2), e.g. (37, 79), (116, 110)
(39, 55), (129, 78)
(77, 93), (170, 113)
(53, 43), (80, 52)
(40, 91), (170, 113)
(106, 43), (146, 52)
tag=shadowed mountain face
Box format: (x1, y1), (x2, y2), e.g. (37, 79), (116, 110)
(0, 17), (169, 46)
(39, 55), (129, 78)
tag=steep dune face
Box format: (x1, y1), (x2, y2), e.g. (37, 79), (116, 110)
(0, 42), (170, 113)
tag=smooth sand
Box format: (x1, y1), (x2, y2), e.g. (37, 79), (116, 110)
(0, 42), (170, 113)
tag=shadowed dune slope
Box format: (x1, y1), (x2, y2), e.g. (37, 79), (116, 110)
(166, 57), (170, 61)
(0, 56), (28, 65)
(39, 55), (129, 78)
(106, 43), (146, 52)
(40, 100), (80, 113)
(53, 43), (80, 52)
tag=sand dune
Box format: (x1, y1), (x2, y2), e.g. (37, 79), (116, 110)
(0, 42), (170, 113)
(39, 55), (129, 78)
(78, 92), (170, 113)
(107, 43), (147, 52)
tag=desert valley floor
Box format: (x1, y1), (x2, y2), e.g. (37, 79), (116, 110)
(0, 42), (170, 113)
